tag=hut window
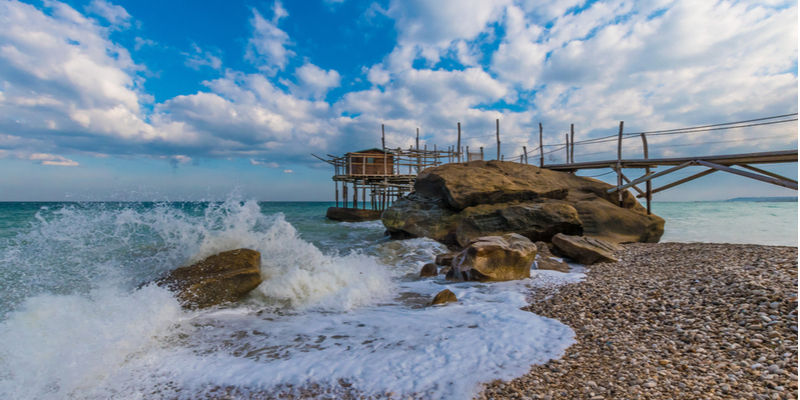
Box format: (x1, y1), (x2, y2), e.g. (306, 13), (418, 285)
(367, 158), (374, 163)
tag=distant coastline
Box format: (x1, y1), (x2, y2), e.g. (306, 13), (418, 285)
(724, 196), (797, 202)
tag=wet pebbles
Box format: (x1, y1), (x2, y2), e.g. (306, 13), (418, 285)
(478, 242), (798, 400)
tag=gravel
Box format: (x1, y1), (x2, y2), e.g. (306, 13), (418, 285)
(477, 242), (798, 400)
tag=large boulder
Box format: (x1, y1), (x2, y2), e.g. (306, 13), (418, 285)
(551, 234), (618, 265)
(455, 201), (582, 246)
(448, 234), (537, 282)
(382, 161), (664, 245)
(326, 207), (383, 222)
(156, 249), (263, 309)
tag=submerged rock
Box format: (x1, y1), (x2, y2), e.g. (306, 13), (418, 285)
(430, 289), (458, 305)
(551, 233), (618, 265)
(156, 248), (262, 309)
(420, 263), (438, 278)
(448, 234), (537, 282)
(382, 161), (664, 245)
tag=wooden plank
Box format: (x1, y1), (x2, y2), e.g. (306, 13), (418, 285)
(565, 133), (569, 163)
(738, 164), (798, 184)
(608, 161), (694, 193)
(616, 121), (624, 206)
(457, 122), (461, 162)
(570, 124), (575, 164)
(539, 123), (544, 167)
(637, 168), (718, 198)
(546, 150), (797, 171)
(696, 160), (798, 190)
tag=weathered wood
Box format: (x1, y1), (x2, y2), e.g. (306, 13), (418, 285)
(608, 161), (694, 193)
(335, 181), (339, 207)
(641, 133), (651, 214)
(546, 150), (797, 171)
(570, 124), (575, 164)
(612, 167), (646, 197)
(738, 164), (798, 184)
(617, 121), (624, 206)
(539, 123), (544, 167)
(496, 119), (501, 160)
(523, 146), (528, 164)
(480, 147), (484, 160)
(565, 133), (570, 163)
(457, 122), (461, 162)
(637, 168), (718, 198)
(696, 160), (798, 190)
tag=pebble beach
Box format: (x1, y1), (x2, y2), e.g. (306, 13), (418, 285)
(480, 242), (798, 400)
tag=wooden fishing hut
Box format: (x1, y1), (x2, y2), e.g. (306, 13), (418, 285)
(314, 125), (459, 221)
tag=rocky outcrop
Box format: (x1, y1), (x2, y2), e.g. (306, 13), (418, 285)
(448, 234), (538, 282)
(431, 289), (458, 305)
(382, 161), (664, 245)
(551, 233), (618, 265)
(420, 263), (438, 278)
(326, 207), (383, 222)
(435, 253), (458, 266)
(156, 249), (262, 309)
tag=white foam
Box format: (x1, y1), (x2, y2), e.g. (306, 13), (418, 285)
(0, 199), (585, 399)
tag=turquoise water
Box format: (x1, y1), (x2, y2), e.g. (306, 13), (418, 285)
(0, 199), (795, 399)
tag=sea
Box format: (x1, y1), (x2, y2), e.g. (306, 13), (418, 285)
(0, 198), (796, 399)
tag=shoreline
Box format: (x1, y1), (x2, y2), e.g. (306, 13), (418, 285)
(479, 242), (798, 400)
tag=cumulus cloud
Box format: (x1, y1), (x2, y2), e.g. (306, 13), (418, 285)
(0, 151), (79, 166)
(244, 2), (294, 75)
(84, 0), (131, 29)
(289, 63), (341, 99)
(283, 169), (293, 173)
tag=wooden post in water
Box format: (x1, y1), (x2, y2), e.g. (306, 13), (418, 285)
(539, 123), (544, 167)
(335, 181), (339, 207)
(496, 119), (501, 161)
(353, 182), (358, 209)
(457, 123), (462, 162)
(617, 121), (624, 207)
(641, 133), (651, 215)
(343, 184), (348, 208)
(362, 182), (366, 210)
(570, 124), (575, 164)
(523, 146), (528, 164)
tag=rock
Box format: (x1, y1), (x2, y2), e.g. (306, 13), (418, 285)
(535, 241), (555, 257)
(455, 202), (583, 246)
(535, 256), (571, 273)
(326, 207), (383, 222)
(156, 249), (262, 309)
(449, 234), (537, 282)
(420, 263), (438, 278)
(431, 289), (457, 305)
(551, 234), (618, 265)
(382, 161), (664, 246)
(435, 253), (458, 267)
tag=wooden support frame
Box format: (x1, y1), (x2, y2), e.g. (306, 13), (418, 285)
(612, 167), (646, 197)
(608, 161), (694, 193)
(738, 164), (798, 184)
(696, 160), (798, 190)
(637, 168), (718, 198)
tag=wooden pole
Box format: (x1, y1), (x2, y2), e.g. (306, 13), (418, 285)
(565, 133), (569, 163)
(466, 146), (469, 162)
(617, 121), (624, 207)
(696, 160), (799, 190)
(353, 182), (357, 209)
(608, 161), (694, 193)
(480, 147), (484, 160)
(335, 181), (339, 207)
(520, 154), (523, 163)
(457, 123), (462, 162)
(539, 123), (544, 167)
(641, 133), (651, 215)
(343, 184), (347, 208)
(570, 124), (575, 164)
(496, 119), (501, 161)
(739, 164), (798, 183)
(638, 169), (718, 198)
(523, 146), (528, 164)
(416, 128), (419, 151)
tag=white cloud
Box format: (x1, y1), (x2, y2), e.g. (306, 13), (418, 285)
(184, 44), (222, 70)
(291, 63), (341, 99)
(84, 0), (131, 29)
(245, 4), (294, 75)
(134, 37), (156, 51)
(283, 169), (293, 173)
(251, 159), (280, 168)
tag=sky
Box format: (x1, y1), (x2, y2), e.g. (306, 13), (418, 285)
(0, 0), (797, 202)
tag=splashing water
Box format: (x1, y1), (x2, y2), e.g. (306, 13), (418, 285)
(0, 198), (580, 399)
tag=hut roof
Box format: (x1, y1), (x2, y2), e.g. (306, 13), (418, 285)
(346, 148), (395, 155)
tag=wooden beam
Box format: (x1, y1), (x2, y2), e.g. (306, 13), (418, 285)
(545, 150), (797, 171)
(539, 123), (544, 167)
(738, 164), (798, 184)
(696, 160), (798, 190)
(612, 167), (646, 196)
(641, 133), (651, 215)
(608, 161), (694, 193)
(496, 119), (501, 161)
(616, 121), (624, 206)
(637, 168), (718, 198)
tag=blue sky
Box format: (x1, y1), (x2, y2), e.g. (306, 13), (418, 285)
(0, 0), (797, 201)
